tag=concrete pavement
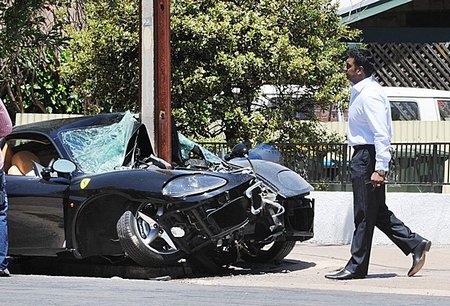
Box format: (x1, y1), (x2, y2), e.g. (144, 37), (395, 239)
(289, 242), (450, 296)
(177, 242), (450, 297)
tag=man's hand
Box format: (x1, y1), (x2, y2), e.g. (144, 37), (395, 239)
(371, 171), (385, 188)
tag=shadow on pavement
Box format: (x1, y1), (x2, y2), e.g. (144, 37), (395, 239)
(9, 256), (315, 280)
(9, 256), (191, 280)
(365, 273), (398, 279)
(220, 258), (316, 276)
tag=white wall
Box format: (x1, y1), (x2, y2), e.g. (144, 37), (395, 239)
(319, 121), (450, 143)
(15, 113), (82, 126)
(310, 191), (450, 245)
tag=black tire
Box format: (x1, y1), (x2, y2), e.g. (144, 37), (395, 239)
(116, 210), (183, 267)
(240, 241), (296, 263)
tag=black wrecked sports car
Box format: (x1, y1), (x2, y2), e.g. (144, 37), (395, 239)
(2, 112), (314, 270)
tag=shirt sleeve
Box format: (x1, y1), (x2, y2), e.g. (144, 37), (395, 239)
(0, 99), (13, 138)
(362, 91), (391, 171)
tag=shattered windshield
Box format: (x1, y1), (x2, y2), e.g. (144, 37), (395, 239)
(60, 111), (137, 174)
(178, 133), (223, 164)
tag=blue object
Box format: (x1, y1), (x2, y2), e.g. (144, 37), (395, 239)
(249, 143), (282, 164)
(0, 171), (8, 270)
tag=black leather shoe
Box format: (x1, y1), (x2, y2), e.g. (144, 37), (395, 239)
(408, 239), (431, 277)
(0, 268), (10, 277)
(325, 269), (365, 280)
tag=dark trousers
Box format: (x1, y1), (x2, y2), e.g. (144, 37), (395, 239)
(345, 146), (423, 276)
(0, 170), (8, 270)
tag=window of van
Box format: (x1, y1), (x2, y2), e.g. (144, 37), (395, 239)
(437, 100), (450, 121)
(390, 101), (420, 121)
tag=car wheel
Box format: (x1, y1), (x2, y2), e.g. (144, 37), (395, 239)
(240, 241), (296, 263)
(116, 210), (184, 266)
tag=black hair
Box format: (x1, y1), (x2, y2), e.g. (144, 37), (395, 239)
(346, 48), (375, 76)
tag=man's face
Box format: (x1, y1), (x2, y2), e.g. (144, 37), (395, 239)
(345, 57), (365, 84)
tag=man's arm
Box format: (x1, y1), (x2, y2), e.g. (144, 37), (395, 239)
(363, 92), (391, 172)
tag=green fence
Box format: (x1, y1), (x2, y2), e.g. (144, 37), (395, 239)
(199, 141), (450, 191)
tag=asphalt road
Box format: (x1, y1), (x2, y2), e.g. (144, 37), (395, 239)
(2, 274), (450, 306)
(3, 243), (450, 305)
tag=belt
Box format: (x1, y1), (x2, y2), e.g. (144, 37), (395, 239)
(353, 144), (375, 151)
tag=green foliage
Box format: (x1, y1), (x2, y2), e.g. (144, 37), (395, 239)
(171, 0), (358, 143)
(61, 0), (140, 114)
(0, 1), (79, 115)
(2, 0), (357, 145)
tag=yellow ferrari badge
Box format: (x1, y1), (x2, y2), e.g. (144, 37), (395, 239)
(80, 178), (91, 189)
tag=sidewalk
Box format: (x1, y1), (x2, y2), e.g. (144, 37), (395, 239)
(286, 243), (450, 296)
(177, 243), (450, 297)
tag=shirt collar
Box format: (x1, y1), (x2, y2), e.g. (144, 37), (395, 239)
(352, 76), (374, 93)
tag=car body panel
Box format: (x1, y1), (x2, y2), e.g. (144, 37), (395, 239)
(7, 176), (69, 255)
(229, 159), (314, 197)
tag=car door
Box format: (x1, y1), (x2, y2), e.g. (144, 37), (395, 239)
(6, 175), (70, 256)
(2, 136), (70, 256)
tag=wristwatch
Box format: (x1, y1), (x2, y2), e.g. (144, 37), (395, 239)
(375, 170), (386, 177)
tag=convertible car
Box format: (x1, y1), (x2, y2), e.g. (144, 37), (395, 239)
(2, 112), (314, 270)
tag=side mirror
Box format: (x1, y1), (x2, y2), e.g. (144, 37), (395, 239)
(230, 143), (249, 158)
(52, 159), (76, 174)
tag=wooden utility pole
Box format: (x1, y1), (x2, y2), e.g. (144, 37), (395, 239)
(154, 0), (171, 163)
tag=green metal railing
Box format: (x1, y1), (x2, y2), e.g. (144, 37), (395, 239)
(199, 141), (450, 190)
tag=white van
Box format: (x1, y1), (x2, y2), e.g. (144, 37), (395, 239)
(322, 86), (450, 122)
(385, 87), (450, 121)
(255, 85), (450, 122)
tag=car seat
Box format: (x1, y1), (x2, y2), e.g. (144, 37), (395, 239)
(1, 144), (13, 171)
(8, 151), (41, 176)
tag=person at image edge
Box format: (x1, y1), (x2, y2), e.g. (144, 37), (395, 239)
(0, 98), (12, 277)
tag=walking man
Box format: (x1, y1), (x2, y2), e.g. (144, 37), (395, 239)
(0, 98), (12, 276)
(325, 48), (431, 280)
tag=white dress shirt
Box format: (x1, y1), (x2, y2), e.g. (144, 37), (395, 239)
(347, 76), (393, 171)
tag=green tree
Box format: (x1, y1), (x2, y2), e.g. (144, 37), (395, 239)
(3, 0), (356, 145)
(171, 0), (357, 143)
(0, 1), (79, 116)
(61, 0), (140, 114)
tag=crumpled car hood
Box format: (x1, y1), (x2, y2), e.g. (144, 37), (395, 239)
(229, 159), (314, 197)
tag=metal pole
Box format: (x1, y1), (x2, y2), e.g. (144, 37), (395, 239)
(155, 0), (172, 163)
(140, 0), (156, 152)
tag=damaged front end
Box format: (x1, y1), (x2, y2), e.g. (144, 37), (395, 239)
(159, 173), (255, 254)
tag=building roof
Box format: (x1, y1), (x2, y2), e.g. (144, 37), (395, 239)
(338, 0), (413, 24)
